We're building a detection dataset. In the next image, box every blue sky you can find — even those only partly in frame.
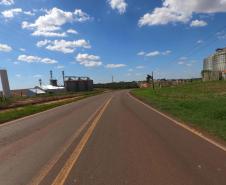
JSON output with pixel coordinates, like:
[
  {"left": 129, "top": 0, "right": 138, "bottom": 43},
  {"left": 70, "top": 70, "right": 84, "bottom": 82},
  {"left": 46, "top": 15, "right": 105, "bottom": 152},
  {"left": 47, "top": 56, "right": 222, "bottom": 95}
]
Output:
[{"left": 0, "top": 0, "right": 226, "bottom": 89}]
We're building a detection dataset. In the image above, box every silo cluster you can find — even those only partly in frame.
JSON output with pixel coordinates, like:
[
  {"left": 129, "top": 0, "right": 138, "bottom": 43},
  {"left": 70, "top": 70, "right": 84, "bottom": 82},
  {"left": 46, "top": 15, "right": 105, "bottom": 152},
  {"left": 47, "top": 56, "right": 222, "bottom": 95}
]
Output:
[{"left": 202, "top": 48, "right": 226, "bottom": 81}]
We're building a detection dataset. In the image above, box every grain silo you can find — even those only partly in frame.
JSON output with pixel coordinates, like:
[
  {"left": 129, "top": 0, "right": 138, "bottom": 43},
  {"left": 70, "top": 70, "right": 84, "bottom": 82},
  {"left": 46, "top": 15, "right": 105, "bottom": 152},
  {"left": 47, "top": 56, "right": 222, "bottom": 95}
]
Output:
[{"left": 64, "top": 76, "right": 93, "bottom": 92}]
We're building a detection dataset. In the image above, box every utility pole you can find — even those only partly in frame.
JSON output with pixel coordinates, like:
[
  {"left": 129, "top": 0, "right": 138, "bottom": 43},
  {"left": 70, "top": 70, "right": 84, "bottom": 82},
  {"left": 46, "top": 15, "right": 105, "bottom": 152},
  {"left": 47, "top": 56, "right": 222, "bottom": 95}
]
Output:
[
  {"left": 112, "top": 75, "right": 114, "bottom": 83},
  {"left": 152, "top": 71, "right": 155, "bottom": 90}
]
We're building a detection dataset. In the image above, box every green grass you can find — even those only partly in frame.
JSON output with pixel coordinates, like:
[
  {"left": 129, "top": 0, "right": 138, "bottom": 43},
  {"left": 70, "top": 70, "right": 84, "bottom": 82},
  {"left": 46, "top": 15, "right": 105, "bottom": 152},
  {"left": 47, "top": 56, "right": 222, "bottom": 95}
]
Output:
[
  {"left": 131, "top": 81, "right": 226, "bottom": 141},
  {"left": 0, "top": 90, "right": 102, "bottom": 124}
]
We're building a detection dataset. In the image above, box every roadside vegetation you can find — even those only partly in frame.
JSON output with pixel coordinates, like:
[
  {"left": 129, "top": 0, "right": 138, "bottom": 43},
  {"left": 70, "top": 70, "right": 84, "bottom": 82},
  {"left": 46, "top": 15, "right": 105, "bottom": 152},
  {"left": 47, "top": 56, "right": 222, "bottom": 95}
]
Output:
[
  {"left": 131, "top": 81, "right": 226, "bottom": 141},
  {"left": 0, "top": 90, "right": 103, "bottom": 124}
]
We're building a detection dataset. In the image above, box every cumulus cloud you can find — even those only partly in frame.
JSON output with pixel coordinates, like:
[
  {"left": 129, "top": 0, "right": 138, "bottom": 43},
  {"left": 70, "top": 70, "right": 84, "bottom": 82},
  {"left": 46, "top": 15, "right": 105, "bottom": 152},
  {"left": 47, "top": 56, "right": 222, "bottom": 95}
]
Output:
[
  {"left": 107, "top": 0, "right": 127, "bottom": 14},
  {"left": 2, "top": 8, "right": 35, "bottom": 18},
  {"left": 37, "top": 39, "right": 91, "bottom": 53},
  {"left": 2, "top": 8, "right": 22, "bottom": 18},
  {"left": 138, "top": 0, "right": 226, "bottom": 26},
  {"left": 138, "top": 50, "right": 171, "bottom": 57},
  {"left": 0, "top": 0, "right": 14, "bottom": 5},
  {"left": 22, "top": 7, "right": 90, "bottom": 37},
  {"left": 76, "top": 53, "right": 102, "bottom": 67},
  {"left": 105, "top": 64, "right": 126, "bottom": 68},
  {"left": 74, "top": 9, "right": 91, "bottom": 22},
  {"left": 190, "top": 20, "right": 207, "bottom": 27},
  {"left": 67, "top": 29, "right": 78, "bottom": 34},
  {"left": 0, "top": 43, "right": 12, "bottom": 52},
  {"left": 17, "top": 54, "right": 57, "bottom": 64}
]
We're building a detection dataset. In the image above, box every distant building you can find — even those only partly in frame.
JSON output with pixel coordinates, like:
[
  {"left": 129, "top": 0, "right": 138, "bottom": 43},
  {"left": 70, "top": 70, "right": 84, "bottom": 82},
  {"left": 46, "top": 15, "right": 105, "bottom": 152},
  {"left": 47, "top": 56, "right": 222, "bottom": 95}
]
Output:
[
  {"left": 202, "top": 48, "right": 226, "bottom": 81},
  {"left": 64, "top": 76, "right": 93, "bottom": 92},
  {"left": 11, "top": 87, "right": 46, "bottom": 97},
  {"left": 40, "top": 85, "right": 65, "bottom": 94}
]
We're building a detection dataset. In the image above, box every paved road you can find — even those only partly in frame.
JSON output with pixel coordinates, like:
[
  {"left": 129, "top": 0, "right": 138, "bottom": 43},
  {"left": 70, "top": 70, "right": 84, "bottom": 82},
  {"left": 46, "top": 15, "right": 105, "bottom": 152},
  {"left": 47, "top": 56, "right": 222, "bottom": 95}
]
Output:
[{"left": 0, "top": 90, "right": 226, "bottom": 185}]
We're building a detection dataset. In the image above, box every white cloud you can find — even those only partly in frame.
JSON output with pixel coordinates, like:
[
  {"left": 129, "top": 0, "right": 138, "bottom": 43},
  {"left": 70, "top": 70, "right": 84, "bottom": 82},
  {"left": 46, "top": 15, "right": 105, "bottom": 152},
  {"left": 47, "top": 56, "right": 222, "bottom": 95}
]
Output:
[
  {"left": 23, "top": 11, "right": 35, "bottom": 16},
  {"left": 138, "top": 50, "right": 171, "bottom": 57},
  {"left": 179, "top": 57, "right": 187, "bottom": 60},
  {"left": 17, "top": 55, "right": 57, "bottom": 64},
  {"left": 136, "top": 65, "right": 144, "bottom": 69},
  {"left": 146, "top": 51, "right": 161, "bottom": 57},
  {"left": 105, "top": 64, "right": 126, "bottom": 68},
  {"left": 0, "top": 0, "right": 14, "bottom": 5},
  {"left": 74, "top": 9, "right": 91, "bottom": 22},
  {"left": 2, "top": 8, "right": 22, "bottom": 18},
  {"left": 177, "top": 58, "right": 195, "bottom": 67},
  {"left": 33, "top": 74, "right": 42, "bottom": 78},
  {"left": 0, "top": 43, "right": 12, "bottom": 52},
  {"left": 76, "top": 53, "right": 102, "bottom": 67},
  {"left": 162, "top": 50, "right": 172, "bottom": 55},
  {"left": 216, "top": 31, "right": 226, "bottom": 40},
  {"left": 67, "top": 29, "right": 78, "bottom": 34},
  {"left": 15, "top": 74, "right": 21, "bottom": 78},
  {"left": 32, "top": 30, "right": 67, "bottom": 37},
  {"left": 190, "top": 20, "right": 207, "bottom": 27},
  {"left": 137, "top": 51, "right": 146, "bottom": 56},
  {"left": 1, "top": 8, "right": 35, "bottom": 18},
  {"left": 178, "top": 61, "right": 185, "bottom": 65},
  {"left": 22, "top": 7, "right": 90, "bottom": 37},
  {"left": 37, "top": 39, "right": 91, "bottom": 53},
  {"left": 56, "top": 65, "right": 64, "bottom": 69},
  {"left": 107, "top": 0, "right": 127, "bottom": 14},
  {"left": 128, "top": 68, "right": 133, "bottom": 72},
  {"left": 138, "top": 0, "right": 226, "bottom": 26},
  {"left": 197, "top": 40, "right": 204, "bottom": 44},
  {"left": 19, "top": 48, "right": 26, "bottom": 52}
]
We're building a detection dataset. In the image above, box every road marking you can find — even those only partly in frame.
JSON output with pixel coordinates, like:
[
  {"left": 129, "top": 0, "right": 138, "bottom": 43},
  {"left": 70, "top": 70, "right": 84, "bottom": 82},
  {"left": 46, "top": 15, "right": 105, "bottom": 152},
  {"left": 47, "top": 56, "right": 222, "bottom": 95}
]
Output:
[
  {"left": 51, "top": 96, "right": 113, "bottom": 185},
  {"left": 128, "top": 93, "right": 226, "bottom": 153},
  {"left": 28, "top": 97, "right": 112, "bottom": 185}
]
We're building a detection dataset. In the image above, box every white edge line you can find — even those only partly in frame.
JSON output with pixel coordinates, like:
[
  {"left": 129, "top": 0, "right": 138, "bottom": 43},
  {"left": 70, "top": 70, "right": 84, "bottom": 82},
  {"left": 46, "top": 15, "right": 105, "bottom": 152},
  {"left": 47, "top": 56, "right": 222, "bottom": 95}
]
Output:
[{"left": 128, "top": 93, "right": 226, "bottom": 153}]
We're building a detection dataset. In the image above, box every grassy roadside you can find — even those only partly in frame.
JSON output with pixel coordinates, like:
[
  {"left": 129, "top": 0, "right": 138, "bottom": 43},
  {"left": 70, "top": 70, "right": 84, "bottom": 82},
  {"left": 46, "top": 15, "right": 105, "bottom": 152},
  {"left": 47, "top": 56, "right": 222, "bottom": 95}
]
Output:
[
  {"left": 0, "top": 90, "right": 103, "bottom": 124},
  {"left": 131, "top": 81, "right": 226, "bottom": 141}
]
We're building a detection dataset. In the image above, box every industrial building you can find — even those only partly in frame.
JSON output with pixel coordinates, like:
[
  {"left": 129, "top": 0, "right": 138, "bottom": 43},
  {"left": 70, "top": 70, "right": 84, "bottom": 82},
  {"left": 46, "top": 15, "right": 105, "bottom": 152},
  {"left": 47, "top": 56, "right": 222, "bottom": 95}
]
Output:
[
  {"left": 64, "top": 76, "right": 93, "bottom": 92},
  {"left": 1, "top": 70, "right": 93, "bottom": 98},
  {"left": 202, "top": 48, "right": 226, "bottom": 81}
]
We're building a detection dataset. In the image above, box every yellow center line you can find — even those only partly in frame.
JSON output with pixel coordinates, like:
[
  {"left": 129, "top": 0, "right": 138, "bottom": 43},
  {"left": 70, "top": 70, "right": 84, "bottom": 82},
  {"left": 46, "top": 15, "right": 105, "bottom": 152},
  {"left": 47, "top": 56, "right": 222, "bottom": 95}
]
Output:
[
  {"left": 28, "top": 96, "right": 112, "bottom": 185},
  {"left": 51, "top": 96, "right": 113, "bottom": 185}
]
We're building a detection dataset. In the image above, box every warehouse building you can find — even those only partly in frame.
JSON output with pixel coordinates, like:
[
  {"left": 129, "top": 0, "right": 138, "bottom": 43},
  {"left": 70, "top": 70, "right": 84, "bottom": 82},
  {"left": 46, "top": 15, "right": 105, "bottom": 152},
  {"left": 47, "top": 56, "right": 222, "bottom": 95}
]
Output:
[{"left": 202, "top": 48, "right": 226, "bottom": 81}]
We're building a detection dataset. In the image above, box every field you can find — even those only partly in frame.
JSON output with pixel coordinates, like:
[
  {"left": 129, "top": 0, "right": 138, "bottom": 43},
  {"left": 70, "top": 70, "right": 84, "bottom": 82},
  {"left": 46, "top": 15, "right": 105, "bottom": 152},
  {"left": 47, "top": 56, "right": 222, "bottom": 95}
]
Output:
[
  {"left": 0, "top": 90, "right": 103, "bottom": 124},
  {"left": 132, "top": 81, "right": 226, "bottom": 141}
]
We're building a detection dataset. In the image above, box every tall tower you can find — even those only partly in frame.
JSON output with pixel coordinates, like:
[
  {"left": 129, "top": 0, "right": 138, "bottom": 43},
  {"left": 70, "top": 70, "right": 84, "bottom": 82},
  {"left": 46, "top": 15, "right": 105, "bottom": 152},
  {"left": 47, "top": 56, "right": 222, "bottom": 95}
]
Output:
[
  {"left": 62, "top": 71, "right": 65, "bottom": 87},
  {"left": 50, "top": 70, "right": 53, "bottom": 80},
  {"left": 0, "top": 69, "right": 11, "bottom": 98}
]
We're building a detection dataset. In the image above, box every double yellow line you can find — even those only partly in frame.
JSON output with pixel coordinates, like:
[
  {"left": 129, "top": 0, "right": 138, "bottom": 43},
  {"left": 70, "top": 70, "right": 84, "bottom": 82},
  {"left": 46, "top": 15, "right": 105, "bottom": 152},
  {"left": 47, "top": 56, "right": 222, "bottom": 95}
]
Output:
[{"left": 29, "top": 96, "right": 113, "bottom": 185}]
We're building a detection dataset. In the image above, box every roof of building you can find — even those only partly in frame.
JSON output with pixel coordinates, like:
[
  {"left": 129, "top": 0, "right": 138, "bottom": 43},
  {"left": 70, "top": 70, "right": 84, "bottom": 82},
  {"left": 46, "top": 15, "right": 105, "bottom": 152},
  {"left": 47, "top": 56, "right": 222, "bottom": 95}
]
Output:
[
  {"left": 29, "top": 88, "right": 46, "bottom": 94},
  {"left": 40, "top": 85, "right": 65, "bottom": 90}
]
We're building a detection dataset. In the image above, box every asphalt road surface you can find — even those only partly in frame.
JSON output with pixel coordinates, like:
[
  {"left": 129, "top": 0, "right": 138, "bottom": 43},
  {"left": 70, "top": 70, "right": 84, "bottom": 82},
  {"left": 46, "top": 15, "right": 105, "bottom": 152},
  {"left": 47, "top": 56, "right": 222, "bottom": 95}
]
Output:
[{"left": 0, "top": 90, "right": 226, "bottom": 185}]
